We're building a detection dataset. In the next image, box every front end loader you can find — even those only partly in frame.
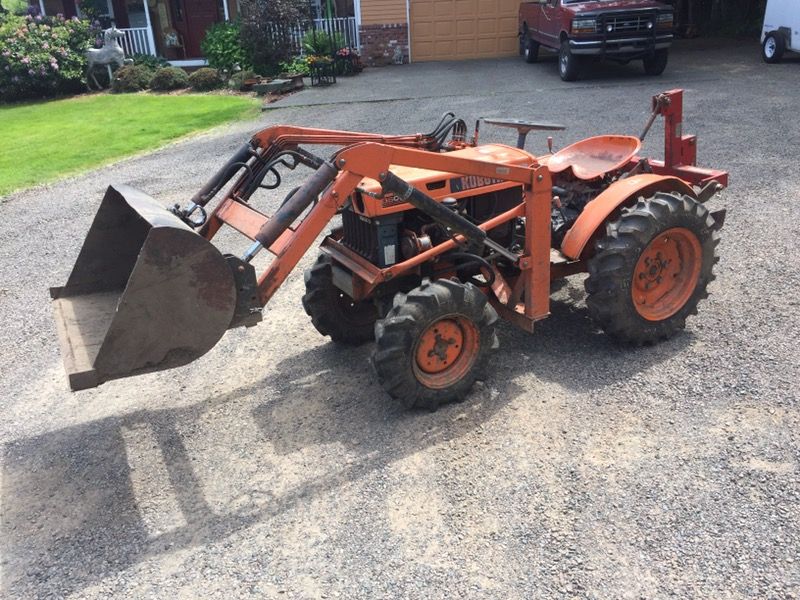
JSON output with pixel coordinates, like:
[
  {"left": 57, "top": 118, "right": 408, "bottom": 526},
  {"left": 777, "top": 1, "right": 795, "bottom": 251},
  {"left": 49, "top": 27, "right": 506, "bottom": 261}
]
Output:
[{"left": 51, "top": 89, "right": 728, "bottom": 409}]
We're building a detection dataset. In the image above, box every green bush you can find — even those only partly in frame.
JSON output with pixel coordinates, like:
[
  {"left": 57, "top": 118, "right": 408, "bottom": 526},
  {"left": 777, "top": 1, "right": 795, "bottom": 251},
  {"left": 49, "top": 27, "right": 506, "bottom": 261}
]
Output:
[
  {"left": 131, "top": 53, "right": 168, "bottom": 70},
  {"left": 1, "top": 0, "right": 28, "bottom": 15},
  {"left": 0, "top": 14, "right": 94, "bottom": 102},
  {"left": 201, "top": 20, "right": 248, "bottom": 73},
  {"left": 111, "top": 64, "right": 152, "bottom": 93},
  {"left": 188, "top": 67, "right": 221, "bottom": 91},
  {"left": 301, "top": 30, "right": 343, "bottom": 56},
  {"left": 279, "top": 55, "right": 310, "bottom": 76},
  {"left": 227, "top": 69, "right": 259, "bottom": 91},
  {"left": 149, "top": 66, "right": 188, "bottom": 90}
]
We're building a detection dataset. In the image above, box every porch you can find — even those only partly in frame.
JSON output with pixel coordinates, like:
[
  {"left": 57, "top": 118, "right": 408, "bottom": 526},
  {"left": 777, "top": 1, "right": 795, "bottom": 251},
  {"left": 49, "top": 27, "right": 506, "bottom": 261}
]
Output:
[
  {"left": 118, "top": 16, "right": 361, "bottom": 67},
  {"left": 30, "top": 0, "right": 360, "bottom": 67}
]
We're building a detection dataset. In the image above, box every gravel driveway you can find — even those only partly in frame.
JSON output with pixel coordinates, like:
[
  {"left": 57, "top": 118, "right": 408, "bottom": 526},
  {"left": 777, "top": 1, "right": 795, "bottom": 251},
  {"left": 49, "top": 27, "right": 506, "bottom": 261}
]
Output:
[{"left": 1, "top": 40, "right": 799, "bottom": 599}]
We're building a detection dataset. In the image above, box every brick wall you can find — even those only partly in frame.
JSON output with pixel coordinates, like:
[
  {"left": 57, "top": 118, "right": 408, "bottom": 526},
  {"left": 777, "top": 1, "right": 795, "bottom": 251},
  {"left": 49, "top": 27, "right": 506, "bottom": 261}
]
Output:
[{"left": 359, "top": 23, "right": 409, "bottom": 66}]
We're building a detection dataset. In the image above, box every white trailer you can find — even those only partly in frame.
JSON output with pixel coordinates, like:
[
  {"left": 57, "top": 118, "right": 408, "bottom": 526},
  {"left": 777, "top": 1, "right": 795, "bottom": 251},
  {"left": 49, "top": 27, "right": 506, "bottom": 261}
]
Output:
[{"left": 762, "top": 0, "right": 800, "bottom": 63}]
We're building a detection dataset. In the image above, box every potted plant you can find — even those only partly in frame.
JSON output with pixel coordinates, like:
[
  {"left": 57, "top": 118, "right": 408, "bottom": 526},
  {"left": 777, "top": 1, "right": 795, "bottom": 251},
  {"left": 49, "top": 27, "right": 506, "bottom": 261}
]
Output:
[{"left": 334, "top": 47, "right": 362, "bottom": 76}]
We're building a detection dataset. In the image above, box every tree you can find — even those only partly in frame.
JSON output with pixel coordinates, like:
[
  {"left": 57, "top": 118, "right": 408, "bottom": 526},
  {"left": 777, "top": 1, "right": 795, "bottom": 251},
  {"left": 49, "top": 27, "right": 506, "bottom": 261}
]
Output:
[{"left": 239, "top": 0, "right": 311, "bottom": 75}]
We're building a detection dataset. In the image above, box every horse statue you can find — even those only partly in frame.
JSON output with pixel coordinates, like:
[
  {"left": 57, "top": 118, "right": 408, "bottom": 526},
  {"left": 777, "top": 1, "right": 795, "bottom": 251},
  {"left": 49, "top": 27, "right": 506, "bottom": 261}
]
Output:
[{"left": 86, "top": 27, "right": 132, "bottom": 89}]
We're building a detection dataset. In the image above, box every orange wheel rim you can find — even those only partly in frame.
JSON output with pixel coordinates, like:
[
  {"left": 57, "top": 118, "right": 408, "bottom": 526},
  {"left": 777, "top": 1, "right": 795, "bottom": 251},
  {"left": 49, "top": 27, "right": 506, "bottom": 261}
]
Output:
[
  {"left": 632, "top": 227, "right": 702, "bottom": 321},
  {"left": 413, "top": 316, "right": 479, "bottom": 389}
]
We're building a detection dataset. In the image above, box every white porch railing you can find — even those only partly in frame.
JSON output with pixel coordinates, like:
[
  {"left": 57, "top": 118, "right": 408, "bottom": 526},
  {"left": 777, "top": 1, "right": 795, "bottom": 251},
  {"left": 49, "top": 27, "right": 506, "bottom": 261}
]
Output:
[
  {"left": 120, "top": 27, "right": 155, "bottom": 57},
  {"left": 303, "top": 17, "right": 360, "bottom": 53},
  {"left": 119, "top": 16, "right": 359, "bottom": 61}
]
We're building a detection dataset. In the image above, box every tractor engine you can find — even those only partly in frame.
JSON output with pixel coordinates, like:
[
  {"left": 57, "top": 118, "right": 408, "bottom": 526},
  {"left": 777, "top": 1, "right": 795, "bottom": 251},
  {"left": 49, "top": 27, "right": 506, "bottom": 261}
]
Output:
[
  {"left": 340, "top": 186, "right": 522, "bottom": 268},
  {"left": 338, "top": 143, "right": 536, "bottom": 269}
]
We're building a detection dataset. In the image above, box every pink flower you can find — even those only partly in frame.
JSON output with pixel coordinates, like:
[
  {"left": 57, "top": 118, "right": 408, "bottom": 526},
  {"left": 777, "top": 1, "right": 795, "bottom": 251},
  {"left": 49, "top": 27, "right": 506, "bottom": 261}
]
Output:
[
  {"left": 28, "top": 68, "right": 35, "bottom": 75},
  {"left": 21, "top": 56, "right": 30, "bottom": 64},
  {"left": 43, "top": 42, "right": 50, "bottom": 49}
]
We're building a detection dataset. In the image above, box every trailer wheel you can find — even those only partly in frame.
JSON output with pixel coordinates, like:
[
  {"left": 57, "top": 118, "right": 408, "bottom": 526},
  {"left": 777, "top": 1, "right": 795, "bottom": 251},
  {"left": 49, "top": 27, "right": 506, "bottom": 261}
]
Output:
[
  {"left": 643, "top": 49, "right": 669, "bottom": 76},
  {"left": 559, "top": 40, "right": 580, "bottom": 81},
  {"left": 302, "top": 254, "right": 377, "bottom": 345},
  {"left": 372, "top": 279, "right": 498, "bottom": 410},
  {"left": 524, "top": 33, "right": 540, "bottom": 63},
  {"left": 762, "top": 32, "right": 785, "bottom": 63},
  {"left": 585, "top": 192, "right": 719, "bottom": 345}
]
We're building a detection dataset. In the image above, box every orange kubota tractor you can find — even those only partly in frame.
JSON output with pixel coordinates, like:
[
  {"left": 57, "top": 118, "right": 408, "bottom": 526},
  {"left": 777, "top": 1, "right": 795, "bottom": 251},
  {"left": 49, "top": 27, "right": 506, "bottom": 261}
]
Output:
[{"left": 51, "top": 89, "right": 727, "bottom": 410}]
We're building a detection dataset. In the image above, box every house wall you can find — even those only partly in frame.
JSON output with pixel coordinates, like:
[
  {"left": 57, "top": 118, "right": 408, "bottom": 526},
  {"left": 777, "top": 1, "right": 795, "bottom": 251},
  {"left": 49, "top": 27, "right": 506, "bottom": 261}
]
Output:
[
  {"left": 358, "top": 0, "right": 408, "bottom": 66},
  {"left": 360, "top": 0, "right": 405, "bottom": 25}
]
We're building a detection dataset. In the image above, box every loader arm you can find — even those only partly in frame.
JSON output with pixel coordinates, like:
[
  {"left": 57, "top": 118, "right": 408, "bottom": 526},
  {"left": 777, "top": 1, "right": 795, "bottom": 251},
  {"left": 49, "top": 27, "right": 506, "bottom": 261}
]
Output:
[{"left": 226, "top": 142, "right": 550, "bottom": 322}]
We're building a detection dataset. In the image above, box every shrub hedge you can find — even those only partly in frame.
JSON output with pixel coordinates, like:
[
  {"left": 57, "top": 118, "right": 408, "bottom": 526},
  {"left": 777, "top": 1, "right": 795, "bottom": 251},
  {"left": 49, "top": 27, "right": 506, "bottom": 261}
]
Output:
[
  {"left": 111, "top": 64, "right": 152, "bottom": 93},
  {"left": 149, "top": 66, "right": 189, "bottom": 91},
  {"left": 188, "top": 67, "right": 221, "bottom": 91}
]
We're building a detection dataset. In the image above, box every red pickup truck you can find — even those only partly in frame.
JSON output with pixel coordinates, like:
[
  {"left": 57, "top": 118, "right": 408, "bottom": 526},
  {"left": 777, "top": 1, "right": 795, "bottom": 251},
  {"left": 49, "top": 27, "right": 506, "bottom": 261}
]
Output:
[{"left": 519, "top": 0, "right": 674, "bottom": 81}]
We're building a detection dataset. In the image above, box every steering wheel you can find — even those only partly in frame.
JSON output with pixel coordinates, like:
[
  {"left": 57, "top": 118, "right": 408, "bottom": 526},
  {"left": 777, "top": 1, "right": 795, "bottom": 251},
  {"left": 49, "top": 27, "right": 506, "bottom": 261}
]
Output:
[{"left": 482, "top": 118, "right": 566, "bottom": 150}]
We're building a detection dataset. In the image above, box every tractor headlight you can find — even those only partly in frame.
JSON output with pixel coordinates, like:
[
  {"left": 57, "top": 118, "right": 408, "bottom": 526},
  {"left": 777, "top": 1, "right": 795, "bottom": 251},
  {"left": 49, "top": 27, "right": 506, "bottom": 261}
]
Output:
[
  {"left": 656, "top": 12, "right": 674, "bottom": 30},
  {"left": 572, "top": 17, "right": 597, "bottom": 35}
]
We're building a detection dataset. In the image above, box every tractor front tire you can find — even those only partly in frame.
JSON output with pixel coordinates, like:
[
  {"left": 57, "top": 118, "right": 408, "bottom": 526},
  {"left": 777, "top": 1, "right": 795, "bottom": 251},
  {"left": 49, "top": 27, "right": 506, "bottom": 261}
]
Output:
[
  {"left": 643, "top": 49, "right": 669, "bottom": 76},
  {"left": 372, "top": 279, "right": 499, "bottom": 410},
  {"left": 559, "top": 40, "right": 581, "bottom": 81},
  {"left": 762, "top": 32, "right": 785, "bottom": 63},
  {"left": 302, "top": 254, "right": 378, "bottom": 345},
  {"left": 585, "top": 192, "right": 720, "bottom": 345}
]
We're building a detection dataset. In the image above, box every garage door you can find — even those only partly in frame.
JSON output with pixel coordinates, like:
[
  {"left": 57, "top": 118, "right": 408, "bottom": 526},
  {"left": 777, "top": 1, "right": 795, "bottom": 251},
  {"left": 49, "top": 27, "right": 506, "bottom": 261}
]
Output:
[{"left": 410, "top": 0, "right": 520, "bottom": 62}]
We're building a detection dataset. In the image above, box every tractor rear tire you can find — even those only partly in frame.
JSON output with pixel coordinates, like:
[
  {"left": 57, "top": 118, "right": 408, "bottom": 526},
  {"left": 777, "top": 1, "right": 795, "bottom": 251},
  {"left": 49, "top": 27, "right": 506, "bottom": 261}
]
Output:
[
  {"left": 372, "top": 279, "right": 499, "bottom": 410},
  {"left": 585, "top": 192, "right": 720, "bottom": 345},
  {"left": 643, "top": 49, "right": 669, "bottom": 76},
  {"left": 302, "top": 254, "right": 378, "bottom": 345},
  {"left": 762, "top": 32, "right": 785, "bottom": 63}
]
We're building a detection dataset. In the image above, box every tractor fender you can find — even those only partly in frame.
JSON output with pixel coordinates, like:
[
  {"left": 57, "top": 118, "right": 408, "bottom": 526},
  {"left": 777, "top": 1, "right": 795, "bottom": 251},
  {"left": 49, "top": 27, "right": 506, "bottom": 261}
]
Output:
[{"left": 560, "top": 174, "right": 696, "bottom": 260}]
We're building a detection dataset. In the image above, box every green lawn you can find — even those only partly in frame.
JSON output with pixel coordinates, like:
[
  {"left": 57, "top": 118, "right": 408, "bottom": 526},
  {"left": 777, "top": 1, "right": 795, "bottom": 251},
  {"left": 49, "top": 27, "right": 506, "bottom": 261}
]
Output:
[{"left": 0, "top": 93, "right": 260, "bottom": 197}]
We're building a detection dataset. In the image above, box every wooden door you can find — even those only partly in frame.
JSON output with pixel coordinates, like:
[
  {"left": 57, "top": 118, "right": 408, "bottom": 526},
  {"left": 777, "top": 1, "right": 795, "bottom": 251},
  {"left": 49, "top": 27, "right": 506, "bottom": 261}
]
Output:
[{"left": 173, "top": 0, "right": 220, "bottom": 59}]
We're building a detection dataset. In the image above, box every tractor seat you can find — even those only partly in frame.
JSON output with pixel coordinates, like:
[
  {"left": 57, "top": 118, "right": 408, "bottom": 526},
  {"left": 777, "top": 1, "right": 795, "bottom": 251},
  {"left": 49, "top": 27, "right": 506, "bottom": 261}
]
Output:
[{"left": 548, "top": 135, "right": 641, "bottom": 180}]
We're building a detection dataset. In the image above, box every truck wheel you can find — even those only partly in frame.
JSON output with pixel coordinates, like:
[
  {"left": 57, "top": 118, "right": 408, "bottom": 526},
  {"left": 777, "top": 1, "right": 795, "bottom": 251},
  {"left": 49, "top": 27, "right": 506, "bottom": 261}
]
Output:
[
  {"left": 302, "top": 254, "right": 377, "bottom": 345},
  {"left": 372, "top": 279, "right": 499, "bottom": 410},
  {"left": 585, "top": 192, "right": 719, "bottom": 345},
  {"left": 524, "top": 33, "right": 540, "bottom": 63},
  {"left": 643, "top": 49, "right": 669, "bottom": 75},
  {"left": 762, "top": 32, "right": 785, "bottom": 63},
  {"left": 558, "top": 40, "right": 580, "bottom": 81}
]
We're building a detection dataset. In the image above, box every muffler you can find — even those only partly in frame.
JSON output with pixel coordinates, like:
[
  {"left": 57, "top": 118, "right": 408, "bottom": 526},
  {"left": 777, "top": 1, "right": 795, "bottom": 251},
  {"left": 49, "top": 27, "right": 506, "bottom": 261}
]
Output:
[{"left": 50, "top": 185, "right": 237, "bottom": 391}]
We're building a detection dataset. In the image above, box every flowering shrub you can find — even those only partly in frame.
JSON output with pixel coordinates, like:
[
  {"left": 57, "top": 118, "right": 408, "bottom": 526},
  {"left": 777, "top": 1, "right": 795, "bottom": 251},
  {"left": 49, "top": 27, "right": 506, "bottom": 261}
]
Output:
[
  {"left": 335, "top": 47, "right": 357, "bottom": 58},
  {"left": 0, "top": 14, "right": 94, "bottom": 101}
]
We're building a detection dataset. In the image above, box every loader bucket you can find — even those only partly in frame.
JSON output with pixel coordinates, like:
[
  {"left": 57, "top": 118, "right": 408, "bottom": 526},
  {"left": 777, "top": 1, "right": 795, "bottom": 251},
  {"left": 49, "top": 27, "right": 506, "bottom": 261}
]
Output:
[{"left": 50, "top": 185, "right": 237, "bottom": 391}]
